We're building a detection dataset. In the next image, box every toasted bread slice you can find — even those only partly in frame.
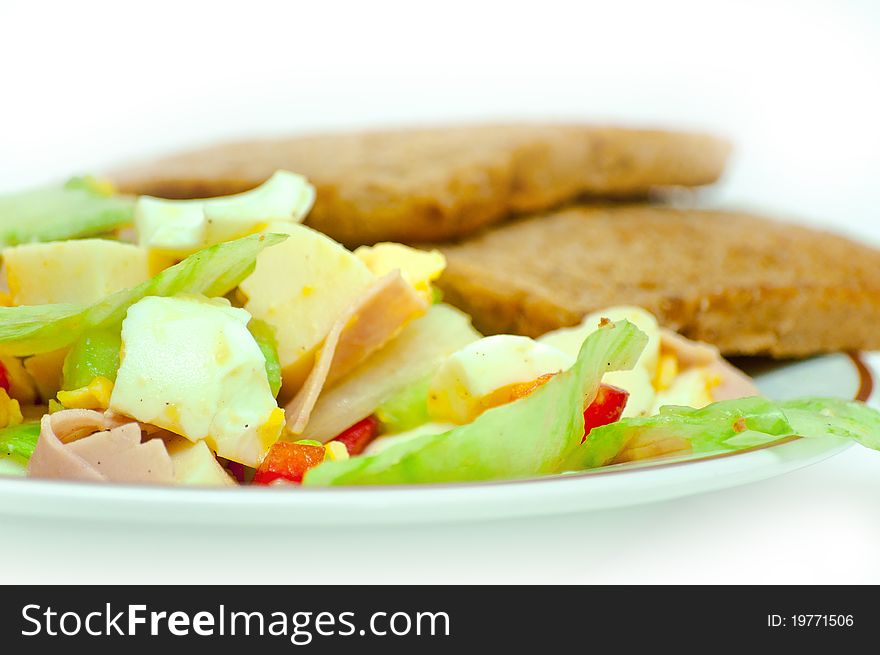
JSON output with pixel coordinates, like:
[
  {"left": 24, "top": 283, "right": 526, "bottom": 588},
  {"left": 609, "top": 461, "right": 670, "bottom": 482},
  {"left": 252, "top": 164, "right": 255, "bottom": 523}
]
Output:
[
  {"left": 437, "top": 205, "right": 880, "bottom": 357},
  {"left": 111, "top": 124, "right": 730, "bottom": 247}
]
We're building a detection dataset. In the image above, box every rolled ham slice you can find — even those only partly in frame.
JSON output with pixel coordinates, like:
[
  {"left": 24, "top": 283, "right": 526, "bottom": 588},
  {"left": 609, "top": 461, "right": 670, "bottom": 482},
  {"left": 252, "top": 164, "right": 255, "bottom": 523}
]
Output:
[
  {"left": 286, "top": 271, "right": 429, "bottom": 435},
  {"left": 28, "top": 409, "right": 174, "bottom": 484},
  {"left": 660, "top": 329, "right": 760, "bottom": 401}
]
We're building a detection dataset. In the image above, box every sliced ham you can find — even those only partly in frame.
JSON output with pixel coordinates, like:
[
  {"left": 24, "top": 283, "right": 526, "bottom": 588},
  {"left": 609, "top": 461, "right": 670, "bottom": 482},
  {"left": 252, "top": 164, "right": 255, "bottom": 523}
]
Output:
[
  {"left": 660, "top": 329, "right": 760, "bottom": 401},
  {"left": 299, "top": 305, "right": 479, "bottom": 443},
  {"left": 286, "top": 271, "right": 428, "bottom": 434},
  {"left": 27, "top": 409, "right": 174, "bottom": 484}
]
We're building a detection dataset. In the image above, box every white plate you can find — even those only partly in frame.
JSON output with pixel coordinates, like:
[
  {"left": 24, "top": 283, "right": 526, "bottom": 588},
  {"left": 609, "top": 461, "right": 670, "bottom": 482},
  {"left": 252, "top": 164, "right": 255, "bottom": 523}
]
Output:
[{"left": 0, "top": 352, "right": 871, "bottom": 526}]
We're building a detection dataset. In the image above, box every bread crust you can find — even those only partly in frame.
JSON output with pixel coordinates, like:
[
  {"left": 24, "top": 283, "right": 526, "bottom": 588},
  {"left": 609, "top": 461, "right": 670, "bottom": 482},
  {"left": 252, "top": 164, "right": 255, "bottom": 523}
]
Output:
[
  {"left": 111, "top": 124, "right": 730, "bottom": 247},
  {"left": 437, "top": 205, "right": 880, "bottom": 357}
]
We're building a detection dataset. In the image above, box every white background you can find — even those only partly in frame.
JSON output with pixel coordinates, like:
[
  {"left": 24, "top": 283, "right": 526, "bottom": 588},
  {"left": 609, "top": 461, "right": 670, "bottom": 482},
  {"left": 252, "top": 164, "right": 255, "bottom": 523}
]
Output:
[{"left": 1, "top": 0, "right": 879, "bottom": 584}]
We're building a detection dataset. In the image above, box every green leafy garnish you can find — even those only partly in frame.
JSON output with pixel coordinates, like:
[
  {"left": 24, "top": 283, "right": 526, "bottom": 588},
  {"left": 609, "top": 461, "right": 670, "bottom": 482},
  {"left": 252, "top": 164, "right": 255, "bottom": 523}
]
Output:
[
  {"left": 0, "top": 178, "right": 134, "bottom": 248},
  {"left": 61, "top": 328, "right": 123, "bottom": 390},
  {"left": 570, "top": 396, "right": 880, "bottom": 470},
  {"left": 249, "top": 319, "right": 282, "bottom": 397},
  {"left": 0, "top": 233, "right": 287, "bottom": 357},
  {"left": 778, "top": 397, "right": 880, "bottom": 451},
  {"left": 0, "top": 422, "right": 41, "bottom": 462},
  {"left": 375, "top": 374, "right": 432, "bottom": 432}
]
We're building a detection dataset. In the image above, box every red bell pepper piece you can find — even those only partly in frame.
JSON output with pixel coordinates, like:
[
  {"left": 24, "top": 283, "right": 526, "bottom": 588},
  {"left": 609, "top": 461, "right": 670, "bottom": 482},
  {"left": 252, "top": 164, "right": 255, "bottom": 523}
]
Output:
[
  {"left": 0, "top": 360, "right": 10, "bottom": 394},
  {"left": 495, "top": 375, "right": 628, "bottom": 440},
  {"left": 330, "top": 415, "right": 380, "bottom": 456},
  {"left": 582, "top": 383, "right": 629, "bottom": 442},
  {"left": 224, "top": 460, "right": 249, "bottom": 484},
  {"left": 253, "top": 442, "right": 326, "bottom": 485}
]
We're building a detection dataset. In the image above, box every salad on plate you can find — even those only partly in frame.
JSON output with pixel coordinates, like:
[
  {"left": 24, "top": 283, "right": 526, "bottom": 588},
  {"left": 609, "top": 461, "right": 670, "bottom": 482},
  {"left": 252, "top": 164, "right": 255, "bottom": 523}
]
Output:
[{"left": 0, "top": 172, "right": 877, "bottom": 487}]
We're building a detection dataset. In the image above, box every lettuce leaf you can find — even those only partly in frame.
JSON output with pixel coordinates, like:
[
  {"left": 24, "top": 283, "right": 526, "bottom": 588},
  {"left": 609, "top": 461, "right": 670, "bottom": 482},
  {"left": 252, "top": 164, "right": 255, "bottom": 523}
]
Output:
[
  {"left": 304, "top": 319, "right": 647, "bottom": 485},
  {"left": 62, "top": 328, "right": 123, "bottom": 390},
  {"left": 374, "top": 374, "right": 433, "bottom": 432},
  {"left": 248, "top": 319, "right": 282, "bottom": 397},
  {"left": 0, "top": 422, "right": 41, "bottom": 462},
  {"left": 779, "top": 398, "right": 880, "bottom": 450},
  {"left": 0, "top": 179, "right": 134, "bottom": 248},
  {"left": 0, "top": 233, "right": 287, "bottom": 356},
  {"left": 568, "top": 396, "right": 880, "bottom": 470}
]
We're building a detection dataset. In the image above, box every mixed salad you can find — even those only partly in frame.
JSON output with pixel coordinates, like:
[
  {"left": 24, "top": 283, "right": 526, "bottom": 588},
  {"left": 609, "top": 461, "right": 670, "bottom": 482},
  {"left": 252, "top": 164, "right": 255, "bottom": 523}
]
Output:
[{"left": 0, "top": 172, "right": 877, "bottom": 487}]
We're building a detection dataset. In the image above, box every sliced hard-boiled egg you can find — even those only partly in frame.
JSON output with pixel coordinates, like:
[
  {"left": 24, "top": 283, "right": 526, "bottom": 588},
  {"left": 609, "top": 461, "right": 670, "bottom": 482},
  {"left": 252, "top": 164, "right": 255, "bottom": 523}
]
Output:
[
  {"left": 427, "top": 335, "right": 574, "bottom": 424},
  {"left": 353, "top": 243, "right": 446, "bottom": 299},
  {"left": 0, "top": 389, "right": 23, "bottom": 429},
  {"left": 165, "top": 437, "right": 237, "bottom": 486},
  {"left": 650, "top": 367, "right": 721, "bottom": 415},
  {"left": 135, "top": 170, "right": 315, "bottom": 262},
  {"left": 238, "top": 222, "right": 376, "bottom": 396},
  {"left": 603, "top": 367, "right": 656, "bottom": 417},
  {"left": 109, "top": 294, "right": 283, "bottom": 467},
  {"left": 653, "top": 350, "right": 679, "bottom": 391},
  {"left": 3, "top": 238, "right": 150, "bottom": 306},
  {"left": 56, "top": 376, "right": 114, "bottom": 411},
  {"left": 324, "top": 441, "right": 350, "bottom": 462}
]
